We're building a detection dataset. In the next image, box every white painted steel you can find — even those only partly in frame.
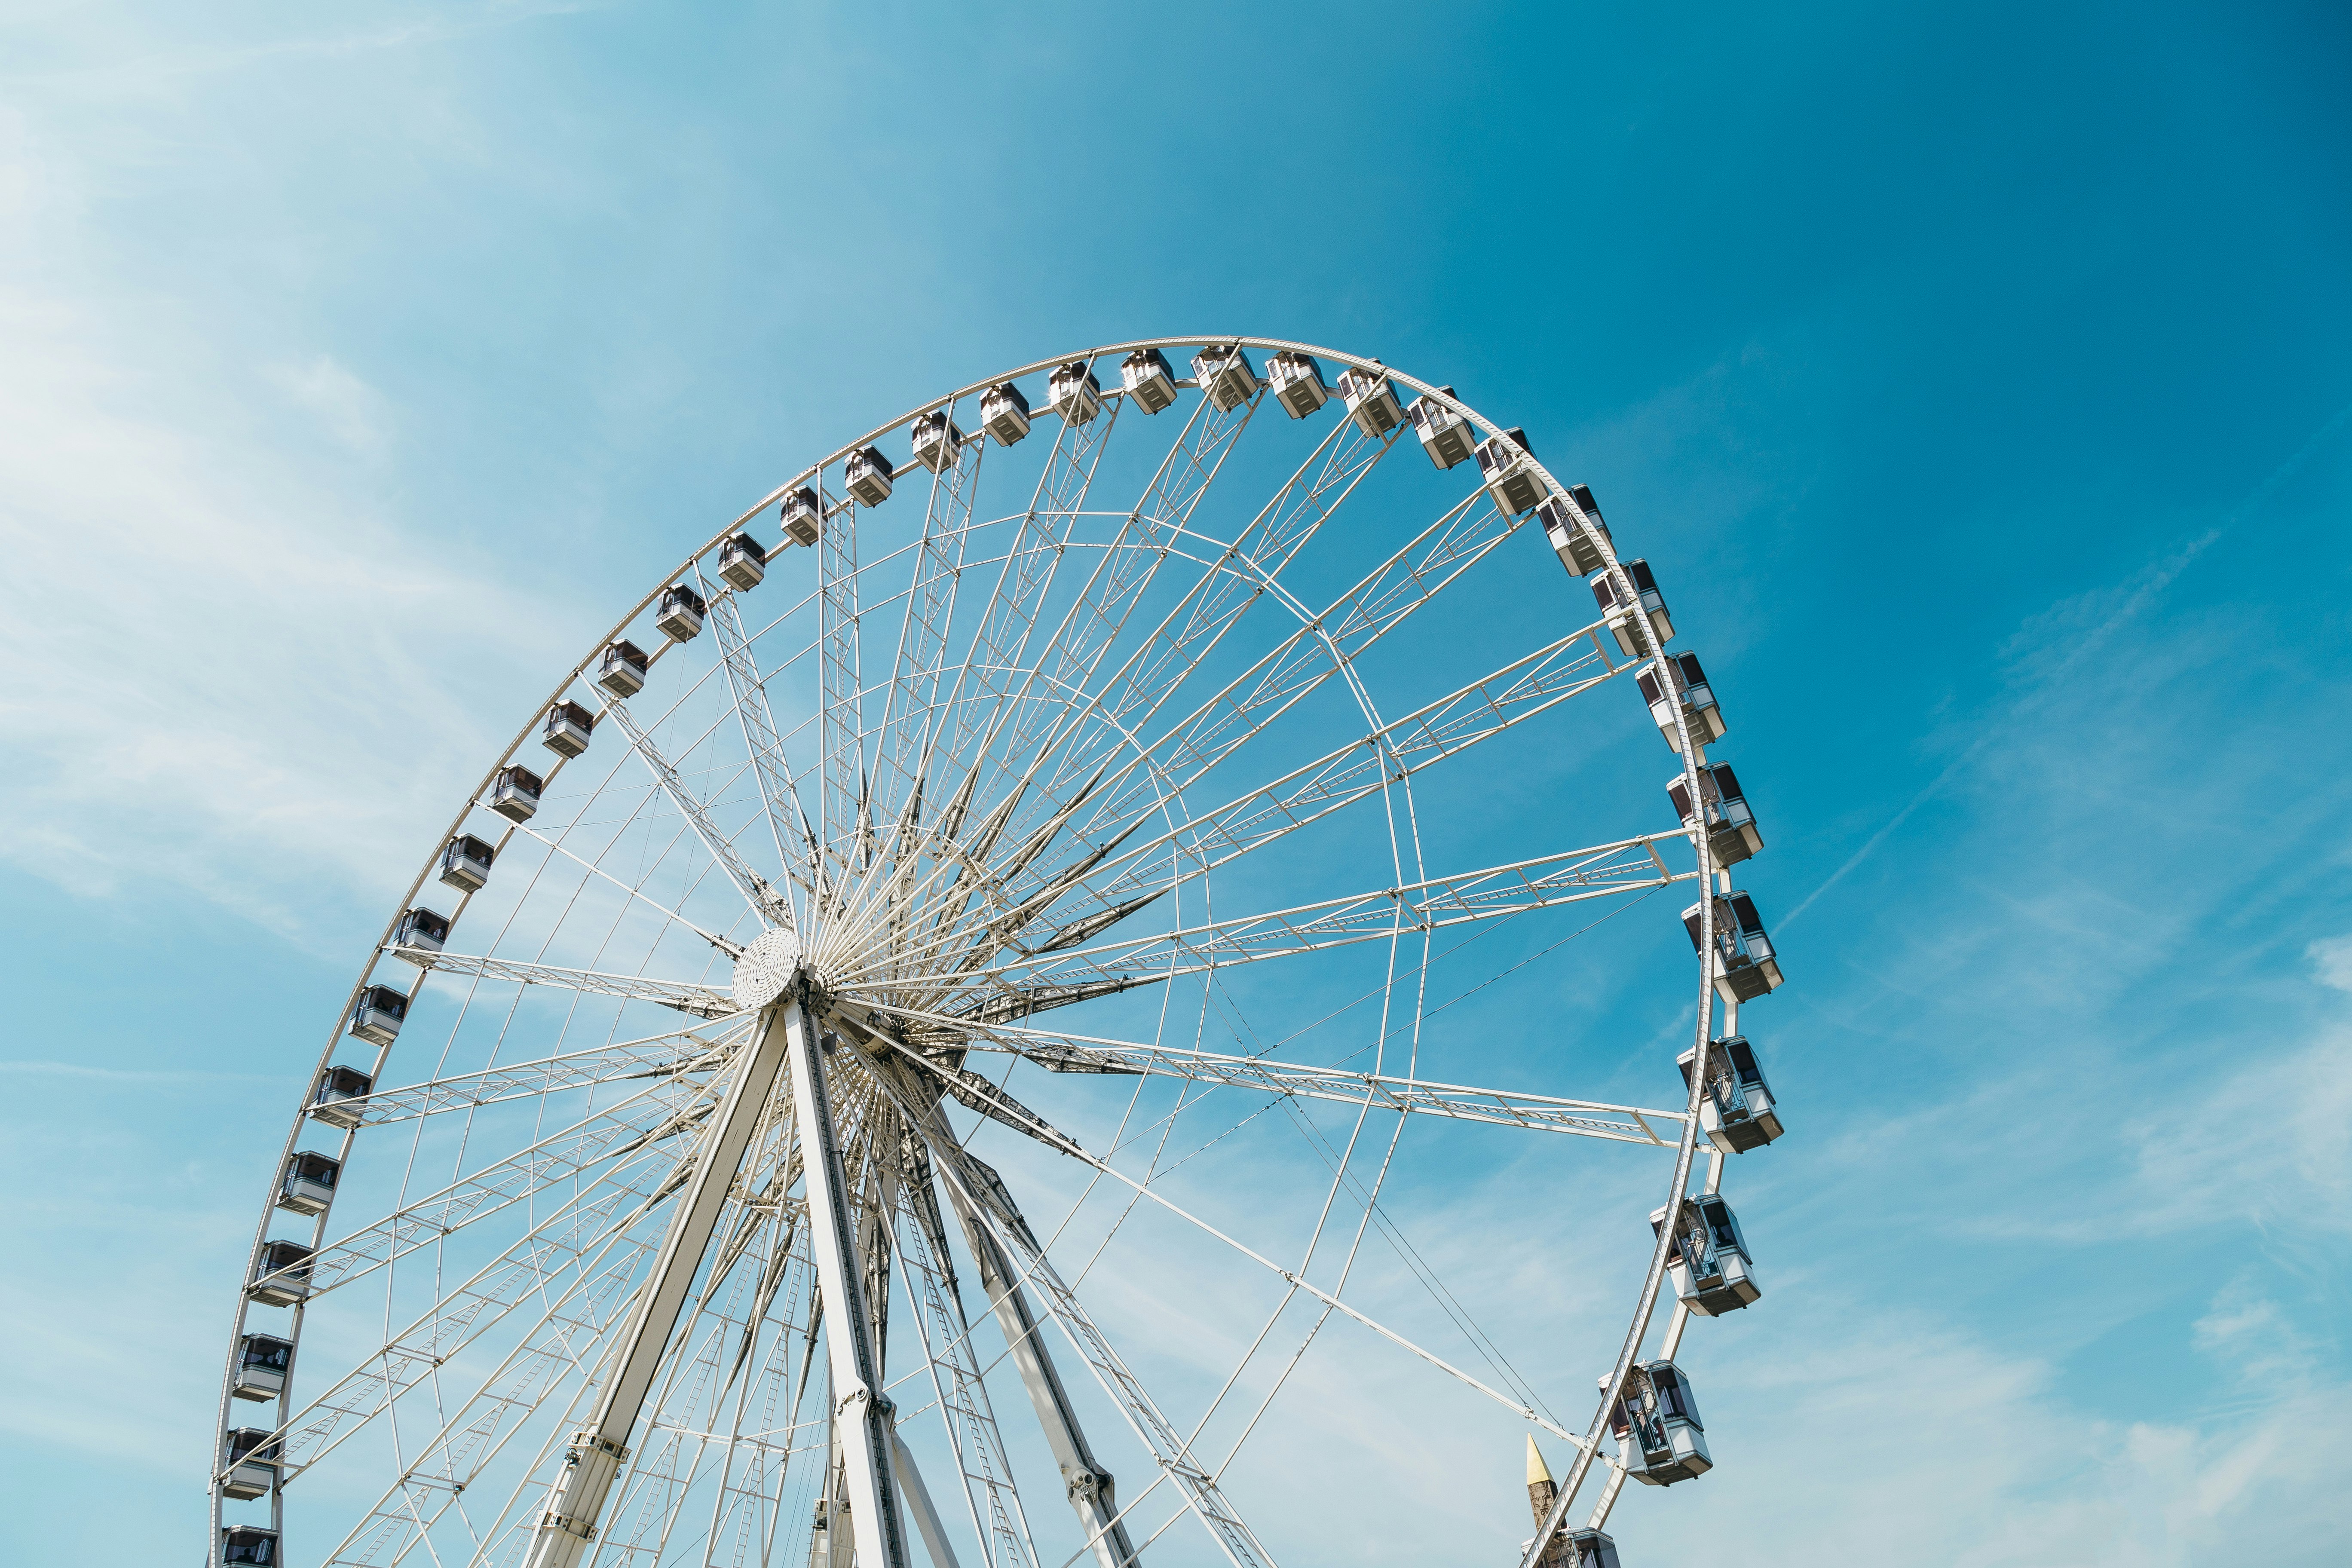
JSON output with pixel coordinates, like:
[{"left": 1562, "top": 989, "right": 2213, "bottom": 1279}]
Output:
[{"left": 211, "top": 337, "right": 1758, "bottom": 1568}]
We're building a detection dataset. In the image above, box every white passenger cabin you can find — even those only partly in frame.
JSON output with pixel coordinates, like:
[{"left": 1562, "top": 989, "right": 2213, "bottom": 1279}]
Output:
[
  {"left": 1335, "top": 364, "right": 1404, "bottom": 437},
  {"left": 1408, "top": 385, "right": 1474, "bottom": 469},
  {"left": 1679, "top": 1034, "right": 1783, "bottom": 1152},
  {"left": 1192, "top": 343, "right": 1258, "bottom": 412},
  {"left": 910, "top": 410, "right": 964, "bottom": 472},
  {"left": 1637, "top": 651, "right": 1726, "bottom": 753},
  {"left": 1681, "top": 891, "right": 1785, "bottom": 1002},
  {"left": 1121, "top": 348, "right": 1178, "bottom": 413},
  {"left": 1594, "top": 558, "right": 1674, "bottom": 655},
  {"left": 220, "top": 1429, "right": 281, "bottom": 1499},
  {"left": 220, "top": 1526, "right": 280, "bottom": 1566},
  {"left": 542, "top": 700, "right": 595, "bottom": 759},
  {"left": 1537, "top": 487, "right": 1613, "bottom": 576},
  {"left": 780, "top": 487, "right": 823, "bottom": 548},
  {"left": 246, "top": 1240, "right": 315, "bottom": 1307},
  {"left": 1652, "top": 1194, "right": 1761, "bottom": 1315},
  {"left": 655, "top": 583, "right": 707, "bottom": 642},
  {"left": 1666, "top": 760, "right": 1763, "bottom": 869},
  {"left": 1475, "top": 427, "right": 1544, "bottom": 515},
  {"left": 598, "top": 638, "right": 649, "bottom": 697},
  {"left": 490, "top": 764, "right": 543, "bottom": 824},
  {"left": 718, "top": 531, "right": 767, "bottom": 591},
  {"left": 232, "top": 1333, "right": 293, "bottom": 1401},
  {"left": 490, "top": 763, "right": 543, "bottom": 823},
  {"left": 1268, "top": 350, "right": 1329, "bottom": 419},
  {"left": 981, "top": 380, "right": 1032, "bottom": 445},
  {"left": 1049, "top": 361, "right": 1103, "bottom": 424},
  {"left": 310, "top": 1065, "right": 374, "bottom": 1128},
  {"left": 1611, "top": 1360, "right": 1711, "bottom": 1485},
  {"left": 278, "top": 1151, "right": 341, "bottom": 1217},
  {"left": 440, "top": 833, "right": 496, "bottom": 893},
  {"left": 395, "top": 905, "right": 449, "bottom": 953},
  {"left": 349, "top": 984, "right": 408, "bottom": 1046},
  {"left": 1562, "top": 1531, "right": 1620, "bottom": 1568},
  {"left": 845, "top": 444, "right": 896, "bottom": 506}
]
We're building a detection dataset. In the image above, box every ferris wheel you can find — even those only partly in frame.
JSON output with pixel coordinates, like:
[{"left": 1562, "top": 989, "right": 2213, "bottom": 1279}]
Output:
[{"left": 209, "top": 337, "right": 1788, "bottom": 1568}]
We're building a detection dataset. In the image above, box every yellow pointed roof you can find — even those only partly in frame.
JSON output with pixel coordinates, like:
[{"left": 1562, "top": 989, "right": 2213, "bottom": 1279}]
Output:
[{"left": 1525, "top": 1433, "right": 1553, "bottom": 1487}]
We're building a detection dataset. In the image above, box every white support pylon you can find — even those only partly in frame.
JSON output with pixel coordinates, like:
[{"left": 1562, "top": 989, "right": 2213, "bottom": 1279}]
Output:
[
  {"left": 787, "top": 997, "right": 915, "bottom": 1568},
  {"left": 521, "top": 1002, "right": 794, "bottom": 1568}
]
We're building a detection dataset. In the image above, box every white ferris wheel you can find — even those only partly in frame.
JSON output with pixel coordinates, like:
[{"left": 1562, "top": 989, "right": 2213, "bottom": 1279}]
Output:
[{"left": 211, "top": 337, "right": 1788, "bottom": 1568}]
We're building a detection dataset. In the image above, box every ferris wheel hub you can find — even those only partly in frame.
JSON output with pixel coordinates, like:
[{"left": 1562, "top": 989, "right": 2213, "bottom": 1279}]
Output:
[{"left": 729, "top": 928, "right": 803, "bottom": 1011}]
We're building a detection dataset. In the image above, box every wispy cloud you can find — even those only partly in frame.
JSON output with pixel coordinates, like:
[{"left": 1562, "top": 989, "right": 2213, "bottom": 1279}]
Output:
[{"left": 0, "top": 116, "right": 573, "bottom": 947}]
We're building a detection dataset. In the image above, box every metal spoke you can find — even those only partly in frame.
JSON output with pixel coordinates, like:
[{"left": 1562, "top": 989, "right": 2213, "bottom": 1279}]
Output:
[
  {"left": 270, "top": 1075, "right": 720, "bottom": 1304},
  {"left": 707, "top": 582, "right": 821, "bottom": 928},
  {"left": 840, "top": 834, "right": 1692, "bottom": 1001},
  {"left": 857, "top": 1008, "right": 1685, "bottom": 1148},
  {"left": 321, "top": 1026, "right": 743, "bottom": 1127},
  {"left": 390, "top": 946, "right": 739, "bottom": 1018},
  {"left": 598, "top": 695, "right": 793, "bottom": 929}
]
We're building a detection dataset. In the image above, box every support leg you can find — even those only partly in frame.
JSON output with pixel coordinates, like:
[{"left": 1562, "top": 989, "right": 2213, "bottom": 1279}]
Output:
[
  {"left": 788, "top": 999, "right": 914, "bottom": 1568},
  {"left": 931, "top": 1115, "right": 1139, "bottom": 1568},
  {"left": 523, "top": 1003, "right": 794, "bottom": 1568}
]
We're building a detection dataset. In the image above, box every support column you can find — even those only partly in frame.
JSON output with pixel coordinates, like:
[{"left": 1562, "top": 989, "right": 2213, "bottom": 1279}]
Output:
[
  {"left": 932, "top": 1120, "right": 1139, "bottom": 1568},
  {"left": 524, "top": 1003, "right": 794, "bottom": 1568},
  {"left": 787, "top": 999, "right": 913, "bottom": 1568}
]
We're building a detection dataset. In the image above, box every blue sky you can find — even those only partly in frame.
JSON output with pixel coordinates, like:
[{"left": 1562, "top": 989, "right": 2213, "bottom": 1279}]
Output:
[{"left": 2, "top": 1, "right": 2348, "bottom": 1563}]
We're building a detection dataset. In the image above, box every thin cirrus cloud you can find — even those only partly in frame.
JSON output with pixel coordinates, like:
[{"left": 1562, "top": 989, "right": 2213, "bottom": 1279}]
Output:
[{"left": 0, "top": 274, "right": 569, "bottom": 947}]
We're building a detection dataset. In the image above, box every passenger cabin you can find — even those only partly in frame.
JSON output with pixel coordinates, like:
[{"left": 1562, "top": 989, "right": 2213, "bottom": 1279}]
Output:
[
  {"left": 1409, "top": 385, "right": 1475, "bottom": 469},
  {"left": 542, "top": 700, "right": 596, "bottom": 759},
  {"left": 1652, "top": 1194, "right": 1762, "bottom": 1315},
  {"left": 220, "top": 1526, "right": 280, "bottom": 1566},
  {"left": 718, "top": 531, "right": 767, "bottom": 591},
  {"left": 220, "top": 1429, "right": 282, "bottom": 1499},
  {"left": 1594, "top": 559, "right": 1674, "bottom": 655},
  {"left": 231, "top": 1334, "right": 293, "bottom": 1401},
  {"left": 1667, "top": 761, "right": 1763, "bottom": 869},
  {"left": 1679, "top": 1034, "right": 1783, "bottom": 1152},
  {"left": 1193, "top": 343, "right": 1258, "bottom": 413},
  {"left": 1335, "top": 364, "right": 1403, "bottom": 437},
  {"left": 845, "top": 444, "right": 896, "bottom": 506},
  {"left": 348, "top": 985, "right": 408, "bottom": 1047},
  {"left": 1537, "top": 487, "right": 1614, "bottom": 576},
  {"left": 910, "top": 410, "right": 964, "bottom": 472},
  {"left": 598, "top": 639, "right": 650, "bottom": 698},
  {"left": 1049, "top": 361, "right": 1103, "bottom": 424},
  {"left": 395, "top": 906, "right": 449, "bottom": 954},
  {"left": 278, "top": 1151, "right": 341, "bottom": 1217},
  {"left": 1475, "top": 428, "right": 1545, "bottom": 515},
  {"left": 309, "top": 1065, "right": 374, "bottom": 1128},
  {"left": 246, "top": 1240, "right": 315, "bottom": 1307},
  {"left": 1681, "top": 892, "right": 1785, "bottom": 1002},
  {"left": 440, "top": 833, "right": 496, "bottom": 893},
  {"left": 1268, "top": 351, "right": 1329, "bottom": 419},
  {"left": 655, "top": 583, "right": 707, "bottom": 642},
  {"left": 1562, "top": 1531, "right": 1620, "bottom": 1568},
  {"left": 981, "top": 381, "right": 1032, "bottom": 445},
  {"left": 1121, "top": 348, "right": 1178, "bottom": 413},
  {"left": 1637, "top": 651, "right": 1726, "bottom": 753},
  {"left": 780, "top": 487, "right": 823, "bottom": 548},
  {"left": 490, "top": 764, "right": 544, "bottom": 824},
  {"left": 1611, "top": 1360, "right": 1711, "bottom": 1485}
]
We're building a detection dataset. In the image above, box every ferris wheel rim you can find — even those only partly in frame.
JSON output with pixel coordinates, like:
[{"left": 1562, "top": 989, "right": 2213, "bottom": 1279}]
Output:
[{"left": 211, "top": 333, "right": 1744, "bottom": 1568}]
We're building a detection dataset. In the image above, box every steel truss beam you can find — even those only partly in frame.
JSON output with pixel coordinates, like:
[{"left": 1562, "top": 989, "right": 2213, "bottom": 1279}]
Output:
[
  {"left": 785, "top": 997, "right": 915, "bottom": 1568},
  {"left": 859, "top": 1008, "right": 1686, "bottom": 1148},
  {"left": 389, "top": 946, "right": 738, "bottom": 1017},
  {"left": 840, "top": 833, "right": 1692, "bottom": 1001},
  {"left": 598, "top": 695, "right": 794, "bottom": 928},
  {"left": 521, "top": 1002, "right": 796, "bottom": 1568}
]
